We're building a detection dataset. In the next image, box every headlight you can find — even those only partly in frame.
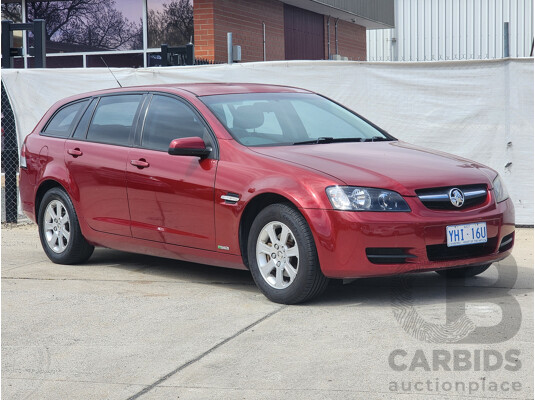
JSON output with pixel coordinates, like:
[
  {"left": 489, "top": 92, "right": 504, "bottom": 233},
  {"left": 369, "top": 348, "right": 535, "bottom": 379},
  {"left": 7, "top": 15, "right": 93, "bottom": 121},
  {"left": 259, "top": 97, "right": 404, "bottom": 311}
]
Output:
[
  {"left": 326, "top": 186, "right": 411, "bottom": 212},
  {"left": 493, "top": 175, "right": 509, "bottom": 203}
]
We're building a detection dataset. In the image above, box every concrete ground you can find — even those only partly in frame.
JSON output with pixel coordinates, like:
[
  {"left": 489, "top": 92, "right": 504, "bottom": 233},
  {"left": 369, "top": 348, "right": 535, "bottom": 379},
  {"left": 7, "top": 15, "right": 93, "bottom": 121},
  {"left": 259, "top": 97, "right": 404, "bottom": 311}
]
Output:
[{"left": 1, "top": 224, "right": 533, "bottom": 400}]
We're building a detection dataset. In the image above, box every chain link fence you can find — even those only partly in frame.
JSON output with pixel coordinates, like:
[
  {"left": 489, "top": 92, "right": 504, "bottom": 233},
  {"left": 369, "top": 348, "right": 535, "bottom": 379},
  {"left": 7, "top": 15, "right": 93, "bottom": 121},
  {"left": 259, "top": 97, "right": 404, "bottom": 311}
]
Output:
[{"left": 1, "top": 80, "right": 21, "bottom": 223}]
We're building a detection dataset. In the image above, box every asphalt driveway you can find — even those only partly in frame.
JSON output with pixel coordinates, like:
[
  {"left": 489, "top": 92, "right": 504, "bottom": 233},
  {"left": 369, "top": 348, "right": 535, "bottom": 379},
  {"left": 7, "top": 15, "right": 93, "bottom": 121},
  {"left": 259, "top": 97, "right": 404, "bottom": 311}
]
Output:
[{"left": 2, "top": 224, "right": 533, "bottom": 399}]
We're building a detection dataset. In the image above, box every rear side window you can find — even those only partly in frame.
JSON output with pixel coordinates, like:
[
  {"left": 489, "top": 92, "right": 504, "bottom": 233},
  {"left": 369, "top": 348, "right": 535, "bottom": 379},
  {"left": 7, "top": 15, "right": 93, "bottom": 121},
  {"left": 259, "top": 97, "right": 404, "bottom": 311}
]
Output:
[
  {"left": 141, "top": 95, "right": 208, "bottom": 152},
  {"left": 44, "top": 100, "right": 89, "bottom": 137},
  {"left": 87, "top": 95, "right": 142, "bottom": 146}
]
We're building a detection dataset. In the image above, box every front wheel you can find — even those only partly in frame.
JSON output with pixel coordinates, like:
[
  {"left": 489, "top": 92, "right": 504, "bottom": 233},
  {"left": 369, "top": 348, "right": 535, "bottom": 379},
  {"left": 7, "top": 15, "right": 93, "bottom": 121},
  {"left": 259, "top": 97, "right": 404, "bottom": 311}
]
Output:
[
  {"left": 38, "top": 187, "right": 94, "bottom": 264},
  {"left": 247, "top": 203, "right": 329, "bottom": 304},
  {"left": 436, "top": 263, "right": 492, "bottom": 279}
]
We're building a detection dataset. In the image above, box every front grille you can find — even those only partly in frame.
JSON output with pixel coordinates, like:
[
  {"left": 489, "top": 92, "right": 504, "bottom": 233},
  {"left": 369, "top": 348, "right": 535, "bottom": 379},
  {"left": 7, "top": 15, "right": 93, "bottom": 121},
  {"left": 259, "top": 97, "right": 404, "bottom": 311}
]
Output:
[
  {"left": 426, "top": 237, "right": 498, "bottom": 261},
  {"left": 416, "top": 184, "right": 488, "bottom": 210},
  {"left": 366, "top": 248, "right": 416, "bottom": 264}
]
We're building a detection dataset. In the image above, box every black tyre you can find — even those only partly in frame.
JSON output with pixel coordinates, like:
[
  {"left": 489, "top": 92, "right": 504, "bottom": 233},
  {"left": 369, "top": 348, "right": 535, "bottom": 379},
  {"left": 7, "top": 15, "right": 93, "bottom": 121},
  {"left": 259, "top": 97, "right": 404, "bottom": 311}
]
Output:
[
  {"left": 247, "top": 203, "right": 329, "bottom": 304},
  {"left": 38, "top": 187, "right": 94, "bottom": 264},
  {"left": 436, "top": 263, "right": 492, "bottom": 279}
]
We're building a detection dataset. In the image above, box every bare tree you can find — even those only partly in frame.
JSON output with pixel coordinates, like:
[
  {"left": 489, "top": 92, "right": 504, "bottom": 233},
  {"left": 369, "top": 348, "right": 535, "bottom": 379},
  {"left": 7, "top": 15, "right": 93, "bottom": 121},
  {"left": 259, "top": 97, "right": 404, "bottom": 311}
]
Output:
[
  {"left": 26, "top": 0, "right": 141, "bottom": 51},
  {"left": 148, "top": 0, "right": 193, "bottom": 48},
  {"left": 1, "top": 3, "right": 23, "bottom": 23},
  {"left": 60, "top": 2, "right": 141, "bottom": 50}
]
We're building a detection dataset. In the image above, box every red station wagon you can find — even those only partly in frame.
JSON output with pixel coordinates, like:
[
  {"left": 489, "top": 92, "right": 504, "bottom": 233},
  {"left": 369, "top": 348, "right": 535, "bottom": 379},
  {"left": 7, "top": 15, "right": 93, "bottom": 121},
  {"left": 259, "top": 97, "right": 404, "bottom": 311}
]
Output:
[{"left": 19, "top": 83, "right": 515, "bottom": 304}]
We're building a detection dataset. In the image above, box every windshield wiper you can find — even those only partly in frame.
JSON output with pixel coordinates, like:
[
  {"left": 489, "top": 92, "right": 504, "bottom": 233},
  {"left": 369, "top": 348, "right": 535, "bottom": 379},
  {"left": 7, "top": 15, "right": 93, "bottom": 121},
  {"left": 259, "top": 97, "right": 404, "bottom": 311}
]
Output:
[{"left": 293, "top": 137, "right": 364, "bottom": 145}]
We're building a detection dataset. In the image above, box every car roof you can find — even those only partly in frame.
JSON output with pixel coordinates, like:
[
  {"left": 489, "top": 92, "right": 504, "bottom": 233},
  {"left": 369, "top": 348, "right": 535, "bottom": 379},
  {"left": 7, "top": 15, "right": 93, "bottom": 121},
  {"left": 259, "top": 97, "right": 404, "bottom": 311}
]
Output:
[
  {"left": 70, "top": 83, "right": 311, "bottom": 99},
  {"left": 51, "top": 83, "right": 314, "bottom": 111},
  {"left": 159, "top": 83, "right": 312, "bottom": 96}
]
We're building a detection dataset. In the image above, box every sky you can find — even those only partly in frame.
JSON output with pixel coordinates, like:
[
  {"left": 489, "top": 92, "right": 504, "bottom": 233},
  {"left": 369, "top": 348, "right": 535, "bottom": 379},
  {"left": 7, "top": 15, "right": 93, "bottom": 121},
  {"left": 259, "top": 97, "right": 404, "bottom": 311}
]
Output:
[{"left": 119, "top": 0, "right": 193, "bottom": 23}]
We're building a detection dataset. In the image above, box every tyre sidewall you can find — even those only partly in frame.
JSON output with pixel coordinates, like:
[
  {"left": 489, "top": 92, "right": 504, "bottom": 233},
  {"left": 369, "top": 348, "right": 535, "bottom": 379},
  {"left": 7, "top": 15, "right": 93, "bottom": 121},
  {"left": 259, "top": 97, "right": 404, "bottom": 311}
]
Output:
[
  {"left": 38, "top": 188, "right": 85, "bottom": 264},
  {"left": 247, "top": 204, "right": 320, "bottom": 304}
]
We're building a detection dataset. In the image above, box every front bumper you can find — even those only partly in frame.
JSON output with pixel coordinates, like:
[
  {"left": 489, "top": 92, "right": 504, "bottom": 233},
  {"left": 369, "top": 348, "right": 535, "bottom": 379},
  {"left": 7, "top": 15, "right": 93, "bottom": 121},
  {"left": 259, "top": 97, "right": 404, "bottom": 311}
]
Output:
[{"left": 303, "top": 197, "right": 515, "bottom": 279}]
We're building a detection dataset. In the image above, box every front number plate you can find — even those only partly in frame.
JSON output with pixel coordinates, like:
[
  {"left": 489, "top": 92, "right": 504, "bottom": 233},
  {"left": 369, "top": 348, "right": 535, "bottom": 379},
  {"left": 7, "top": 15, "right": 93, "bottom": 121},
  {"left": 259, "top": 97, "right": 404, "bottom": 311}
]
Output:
[{"left": 446, "top": 222, "right": 487, "bottom": 247}]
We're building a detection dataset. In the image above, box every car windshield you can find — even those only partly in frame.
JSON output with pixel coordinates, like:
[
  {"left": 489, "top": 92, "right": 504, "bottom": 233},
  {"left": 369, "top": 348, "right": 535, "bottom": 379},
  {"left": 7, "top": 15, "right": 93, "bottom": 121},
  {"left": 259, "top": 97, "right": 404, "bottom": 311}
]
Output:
[{"left": 200, "top": 92, "right": 394, "bottom": 147}]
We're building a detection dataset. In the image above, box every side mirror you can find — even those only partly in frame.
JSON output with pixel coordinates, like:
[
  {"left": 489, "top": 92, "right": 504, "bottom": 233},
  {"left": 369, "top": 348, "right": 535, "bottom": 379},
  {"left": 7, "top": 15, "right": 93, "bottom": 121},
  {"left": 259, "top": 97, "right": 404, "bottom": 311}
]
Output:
[{"left": 168, "top": 137, "right": 212, "bottom": 158}]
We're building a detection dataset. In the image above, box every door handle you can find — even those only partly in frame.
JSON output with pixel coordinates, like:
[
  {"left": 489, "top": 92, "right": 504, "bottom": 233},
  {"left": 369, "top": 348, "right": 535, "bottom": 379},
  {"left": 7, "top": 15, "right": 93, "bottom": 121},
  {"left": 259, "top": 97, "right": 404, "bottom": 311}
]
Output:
[
  {"left": 130, "top": 159, "right": 150, "bottom": 169},
  {"left": 67, "top": 148, "right": 83, "bottom": 157}
]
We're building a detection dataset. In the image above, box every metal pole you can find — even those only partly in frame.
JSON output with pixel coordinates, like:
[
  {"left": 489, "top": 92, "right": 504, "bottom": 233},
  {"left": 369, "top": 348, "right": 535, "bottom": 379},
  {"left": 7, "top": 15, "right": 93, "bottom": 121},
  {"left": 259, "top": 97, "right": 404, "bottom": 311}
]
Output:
[
  {"left": 33, "top": 19, "right": 46, "bottom": 68},
  {"left": 504, "top": 22, "right": 510, "bottom": 57},
  {"left": 1, "top": 20, "right": 14, "bottom": 69},
  {"left": 186, "top": 42, "right": 194, "bottom": 65},
  {"left": 22, "top": 0, "right": 27, "bottom": 68},
  {"left": 142, "top": 0, "right": 148, "bottom": 67},
  {"left": 327, "top": 16, "right": 331, "bottom": 59},
  {"left": 263, "top": 21, "right": 266, "bottom": 61},
  {"left": 227, "top": 32, "right": 233, "bottom": 64},
  {"left": 335, "top": 18, "right": 339, "bottom": 55}
]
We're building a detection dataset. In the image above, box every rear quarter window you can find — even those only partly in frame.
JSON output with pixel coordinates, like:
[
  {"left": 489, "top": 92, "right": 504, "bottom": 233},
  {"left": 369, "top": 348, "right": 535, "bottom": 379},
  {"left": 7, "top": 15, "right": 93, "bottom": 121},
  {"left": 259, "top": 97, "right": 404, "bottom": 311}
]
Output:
[
  {"left": 43, "top": 100, "right": 89, "bottom": 137},
  {"left": 72, "top": 98, "right": 98, "bottom": 140}
]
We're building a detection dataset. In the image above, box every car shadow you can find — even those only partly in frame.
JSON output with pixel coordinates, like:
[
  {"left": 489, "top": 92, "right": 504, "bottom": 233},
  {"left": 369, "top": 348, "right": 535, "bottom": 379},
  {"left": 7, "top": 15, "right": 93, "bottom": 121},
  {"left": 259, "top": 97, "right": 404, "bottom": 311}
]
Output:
[
  {"left": 88, "top": 249, "right": 533, "bottom": 306},
  {"left": 88, "top": 247, "right": 257, "bottom": 292}
]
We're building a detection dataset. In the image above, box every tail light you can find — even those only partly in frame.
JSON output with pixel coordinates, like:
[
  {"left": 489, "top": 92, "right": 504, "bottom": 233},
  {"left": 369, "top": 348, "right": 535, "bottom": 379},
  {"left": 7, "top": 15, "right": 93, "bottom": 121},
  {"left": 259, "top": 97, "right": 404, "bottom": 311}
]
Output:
[{"left": 20, "top": 142, "right": 27, "bottom": 169}]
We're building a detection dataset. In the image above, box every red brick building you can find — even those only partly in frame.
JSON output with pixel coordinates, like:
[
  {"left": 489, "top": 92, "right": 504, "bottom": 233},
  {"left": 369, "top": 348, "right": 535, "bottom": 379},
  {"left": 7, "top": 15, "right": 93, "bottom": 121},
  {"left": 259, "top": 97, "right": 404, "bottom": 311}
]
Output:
[{"left": 194, "top": 0, "right": 394, "bottom": 63}]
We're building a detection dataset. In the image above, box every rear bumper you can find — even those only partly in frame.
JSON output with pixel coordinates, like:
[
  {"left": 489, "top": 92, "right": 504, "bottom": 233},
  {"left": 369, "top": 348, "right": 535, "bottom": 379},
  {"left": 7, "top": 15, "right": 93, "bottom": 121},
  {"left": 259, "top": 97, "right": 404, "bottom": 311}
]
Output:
[
  {"left": 303, "top": 197, "right": 515, "bottom": 279},
  {"left": 19, "top": 169, "right": 37, "bottom": 223}
]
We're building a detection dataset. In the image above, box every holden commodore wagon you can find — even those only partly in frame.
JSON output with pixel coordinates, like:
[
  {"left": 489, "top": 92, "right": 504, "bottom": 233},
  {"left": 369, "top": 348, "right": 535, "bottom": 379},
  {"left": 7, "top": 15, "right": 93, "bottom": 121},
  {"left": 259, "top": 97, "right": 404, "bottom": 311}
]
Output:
[{"left": 19, "top": 83, "right": 515, "bottom": 304}]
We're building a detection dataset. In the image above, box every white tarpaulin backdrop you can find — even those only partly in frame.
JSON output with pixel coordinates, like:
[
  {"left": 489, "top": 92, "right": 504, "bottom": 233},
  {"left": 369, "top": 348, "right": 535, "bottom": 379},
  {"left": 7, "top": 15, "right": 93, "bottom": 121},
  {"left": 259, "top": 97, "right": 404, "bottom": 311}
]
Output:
[{"left": 2, "top": 59, "right": 533, "bottom": 224}]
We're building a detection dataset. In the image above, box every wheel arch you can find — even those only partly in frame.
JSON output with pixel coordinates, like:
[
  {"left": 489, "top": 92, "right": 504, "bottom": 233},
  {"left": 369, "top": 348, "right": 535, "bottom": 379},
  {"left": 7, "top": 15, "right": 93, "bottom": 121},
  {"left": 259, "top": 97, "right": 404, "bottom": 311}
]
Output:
[
  {"left": 238, "top": 192, "right": 301, "bottom": 269},
  {"left": 35, "top": 179, "right": 69, "bottom": 219}
]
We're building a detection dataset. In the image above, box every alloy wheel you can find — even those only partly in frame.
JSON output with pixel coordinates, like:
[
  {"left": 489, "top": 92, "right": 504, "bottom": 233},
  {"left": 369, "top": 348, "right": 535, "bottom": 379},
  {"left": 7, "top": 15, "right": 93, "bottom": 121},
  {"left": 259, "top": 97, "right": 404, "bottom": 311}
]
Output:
[
  {"left": 43, "top": 199, "right": 71, "bottom": 253},
  {"left": 256, "top": 221, "right": 299, "bottom": 289}
]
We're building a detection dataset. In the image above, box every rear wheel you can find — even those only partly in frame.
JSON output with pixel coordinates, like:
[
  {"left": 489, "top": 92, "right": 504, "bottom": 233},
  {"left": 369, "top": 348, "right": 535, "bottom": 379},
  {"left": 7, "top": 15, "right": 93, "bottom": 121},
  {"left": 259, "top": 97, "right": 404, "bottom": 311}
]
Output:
[
  {"left": 247, "top": 203, "right": 329, "bottom": 304},
  {"left": 38, "top": 187, "right": 94, "bottom": 264},
  {"left": 436, "top": 263, "right": 492, "bottom": 278}
]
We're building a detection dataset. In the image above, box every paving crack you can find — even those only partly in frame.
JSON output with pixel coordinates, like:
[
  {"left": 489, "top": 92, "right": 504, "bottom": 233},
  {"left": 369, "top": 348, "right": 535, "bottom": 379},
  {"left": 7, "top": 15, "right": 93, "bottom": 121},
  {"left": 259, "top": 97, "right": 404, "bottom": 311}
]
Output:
[{"left": 126, "top": 306, "right": 286, "bottom": 400}]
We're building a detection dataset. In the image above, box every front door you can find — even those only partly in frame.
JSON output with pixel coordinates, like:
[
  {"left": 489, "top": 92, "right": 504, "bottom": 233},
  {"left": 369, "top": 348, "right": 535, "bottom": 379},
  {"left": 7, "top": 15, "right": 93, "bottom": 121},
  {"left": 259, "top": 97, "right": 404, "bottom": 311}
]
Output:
[{"left": 126, "top": 94, "right": 217, "bottom": 250}]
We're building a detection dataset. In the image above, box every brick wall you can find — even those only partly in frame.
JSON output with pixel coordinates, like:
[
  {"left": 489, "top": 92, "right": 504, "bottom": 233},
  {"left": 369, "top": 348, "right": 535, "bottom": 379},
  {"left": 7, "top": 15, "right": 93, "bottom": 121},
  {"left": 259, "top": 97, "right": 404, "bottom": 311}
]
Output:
[
  {"left": 194, "top": 0, "right": 285, "bottom": 63},
  {"left": 324, "top": 17, "right": 366, "bottom": 61},
  {"left": 194, "top": 0, "right": 366, "bottom": 63},
  {"left": 193, "top": 0, "right": 216, "bottom": 60}
]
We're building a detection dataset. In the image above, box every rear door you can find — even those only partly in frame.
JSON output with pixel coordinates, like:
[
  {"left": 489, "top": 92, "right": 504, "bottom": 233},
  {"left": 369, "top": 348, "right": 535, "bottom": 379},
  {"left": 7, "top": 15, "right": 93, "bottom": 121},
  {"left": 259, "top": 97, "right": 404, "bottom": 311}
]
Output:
[
  {"left": 126, "top": 93, "right": 218, "bottom": 249},
  {"left": 65, "top": 94, "right": 145, "bottom": 236}
]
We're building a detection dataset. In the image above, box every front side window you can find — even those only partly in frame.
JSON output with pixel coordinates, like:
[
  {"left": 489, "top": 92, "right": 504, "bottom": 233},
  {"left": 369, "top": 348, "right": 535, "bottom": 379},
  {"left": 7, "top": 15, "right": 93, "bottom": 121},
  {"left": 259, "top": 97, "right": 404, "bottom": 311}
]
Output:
[
  {"left": 201, "top": 92, "right": 391, "bottom": 147},
  {"left": 142, "top": 95, "right": 208, "bottom": 152},
  {"left": 44, "top": 100, "right": 89, "bottom": 137},
  {"left": 87, "top": 95, "right": 142, "bottom": 146}
]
